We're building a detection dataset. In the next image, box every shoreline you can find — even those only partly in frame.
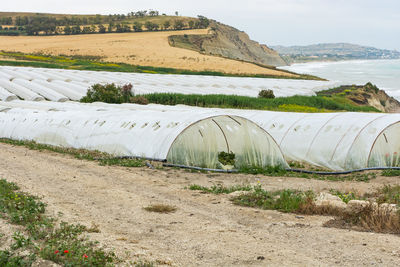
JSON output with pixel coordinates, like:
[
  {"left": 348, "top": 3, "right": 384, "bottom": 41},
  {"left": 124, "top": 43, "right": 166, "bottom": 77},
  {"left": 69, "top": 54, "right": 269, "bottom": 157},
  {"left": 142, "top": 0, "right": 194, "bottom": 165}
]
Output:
[{"left": 279, "top": 59, "right": 400, "bottom": 100}]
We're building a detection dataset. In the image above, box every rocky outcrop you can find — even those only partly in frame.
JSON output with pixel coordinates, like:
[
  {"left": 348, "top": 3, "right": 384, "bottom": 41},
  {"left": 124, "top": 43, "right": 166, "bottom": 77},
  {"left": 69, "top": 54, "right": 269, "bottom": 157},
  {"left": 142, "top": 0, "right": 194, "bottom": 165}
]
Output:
[
  {"left": 169, "top": 22, "right": 288, "bottom": 67},
  {"left": 317, "top": 83, "right": 400, "bottom": 113}
]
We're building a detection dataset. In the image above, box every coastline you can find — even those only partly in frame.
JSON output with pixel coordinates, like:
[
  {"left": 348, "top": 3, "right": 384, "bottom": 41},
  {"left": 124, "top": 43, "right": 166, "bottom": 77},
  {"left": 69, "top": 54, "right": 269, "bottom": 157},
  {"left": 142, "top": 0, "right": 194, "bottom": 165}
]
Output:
[{"left": 279, "top": 59, "right": 400, "bottom": 100}]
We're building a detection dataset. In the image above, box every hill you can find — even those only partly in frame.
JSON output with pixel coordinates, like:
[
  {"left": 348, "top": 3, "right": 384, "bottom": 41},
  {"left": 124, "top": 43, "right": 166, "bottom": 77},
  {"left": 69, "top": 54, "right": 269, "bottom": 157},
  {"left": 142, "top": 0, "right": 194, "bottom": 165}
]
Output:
[
  {"left": 272, "top": 43, "right": 400, "bottom": 63},
  {"left": 169, "top": 22, "right": 287, "bottom": 67},
  {"left": 0, "top": 32, "right": 299, "bottom": 78},
  {"left": 0, "top": 11, "right": 294, "bottom": 76}
]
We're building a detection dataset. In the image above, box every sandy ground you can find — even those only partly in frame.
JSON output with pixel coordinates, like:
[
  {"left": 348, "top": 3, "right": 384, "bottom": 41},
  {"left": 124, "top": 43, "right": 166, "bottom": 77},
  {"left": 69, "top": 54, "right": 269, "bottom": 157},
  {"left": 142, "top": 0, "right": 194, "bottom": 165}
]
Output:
[
  {"left": 0, "top": 30, "right": 295, "bottom": 77},
  {"left": 1, "top": 142, "right": 400, "bottom": 266}
]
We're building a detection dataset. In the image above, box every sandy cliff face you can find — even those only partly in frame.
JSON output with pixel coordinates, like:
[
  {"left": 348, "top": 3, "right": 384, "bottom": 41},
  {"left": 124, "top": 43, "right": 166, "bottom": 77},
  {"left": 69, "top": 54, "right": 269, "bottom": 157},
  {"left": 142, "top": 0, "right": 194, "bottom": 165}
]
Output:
[
  {"left": 169, "top": 22, "right": 288, "bottom": 67},
  {"left": 201, "top": 23, "right": 287, "bottom": 67}
]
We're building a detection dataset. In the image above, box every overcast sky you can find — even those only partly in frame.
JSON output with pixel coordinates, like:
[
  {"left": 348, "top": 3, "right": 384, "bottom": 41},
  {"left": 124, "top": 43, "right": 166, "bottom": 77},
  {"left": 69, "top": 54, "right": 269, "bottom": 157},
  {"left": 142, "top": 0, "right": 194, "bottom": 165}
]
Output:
[{"left": 2, "top": 0, "right": 399, "bottom": 50}]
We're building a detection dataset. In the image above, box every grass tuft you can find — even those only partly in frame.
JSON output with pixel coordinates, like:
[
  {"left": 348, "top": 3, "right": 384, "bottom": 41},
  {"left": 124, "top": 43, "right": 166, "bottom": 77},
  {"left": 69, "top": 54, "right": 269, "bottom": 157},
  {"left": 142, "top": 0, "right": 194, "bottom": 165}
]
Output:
[
  {"left": 366, "top": 185, "right": 400, "bottom": 206},
  {"left": 188, "top": 184, "right": 252, "bottom": 194},
  {"left": 325, "top": 204, "right": 400, "bottom": 234},
  {"left": 144, "top": 204, "right": 177, "bottom": 213}
]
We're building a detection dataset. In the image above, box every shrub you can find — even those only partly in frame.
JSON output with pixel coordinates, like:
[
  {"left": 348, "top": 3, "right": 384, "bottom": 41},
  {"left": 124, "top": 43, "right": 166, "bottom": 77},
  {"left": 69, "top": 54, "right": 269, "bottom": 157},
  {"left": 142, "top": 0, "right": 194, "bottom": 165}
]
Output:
[
  {"left": 218, "top": 151, "right": 235, "bottom": 165},
  {"left": 131, "top": 95, "right": 149, "bottom": 105},
  {"left": 80, "top": 83, "right": 133, "bottom": 104},
  {"left": 258, "top": 89, "right": 275, "bottom": 99}
]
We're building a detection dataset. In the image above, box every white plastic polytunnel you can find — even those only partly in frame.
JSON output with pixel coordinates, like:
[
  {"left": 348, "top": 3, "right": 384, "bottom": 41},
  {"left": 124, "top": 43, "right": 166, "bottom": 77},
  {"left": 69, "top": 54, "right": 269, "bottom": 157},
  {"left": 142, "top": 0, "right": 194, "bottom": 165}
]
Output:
[
  {"left": 0, "top": 87, "right": 17, "bottom": 101},
  {"left": 0, "top": 66, "right": 341, "bottom": 101},
  {"left": 218, "top": 111, "right": 400, "bottom": 171},
  {"left": 0, "top": 79, "right": 44, "bottom": 101},
  {"left": 0, "top": 101, "right": 288, "bottom": 169},
  {"left": 12, "top": 79, "right": 68, "bottom": 102},
  {"left": 68, "top": 102, "right": 400, "bottom": 171}
]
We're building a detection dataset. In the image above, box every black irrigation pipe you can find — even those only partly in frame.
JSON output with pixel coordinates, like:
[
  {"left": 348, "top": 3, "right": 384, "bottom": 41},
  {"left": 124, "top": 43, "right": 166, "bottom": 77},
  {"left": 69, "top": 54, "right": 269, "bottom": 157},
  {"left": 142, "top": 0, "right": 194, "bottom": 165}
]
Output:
[
  {"left": 162, "top": 163, "right": 400, "bottom": 175},
  {"left": 287, "top": 167, "right": 400, "bottom": 175},
  {"left": 95, "top": 156, "right": 400, "bottom": 175}
]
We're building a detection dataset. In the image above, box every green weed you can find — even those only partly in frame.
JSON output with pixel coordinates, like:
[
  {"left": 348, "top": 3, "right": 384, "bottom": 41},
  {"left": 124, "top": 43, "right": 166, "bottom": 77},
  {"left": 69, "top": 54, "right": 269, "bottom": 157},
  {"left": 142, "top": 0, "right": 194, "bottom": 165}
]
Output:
[
  {"left": 370, "top": 185, "right": 400, "bottom": 206},
  {"left": 217, "top": 151, "right": 235, "bottom": 166},
  {"left": 0, "top": 179, "right": 118, "bottom": 266},
  {"left": 231, "top": 186, "right": 315, "bottom": 213},
  {"left": 381, "top": 169, "right": 400, "bottom": 177},
  {"left": 99, "top": 158, "right": 145, "bottom": 167},
  {"left": 188, "top": 184, "right": 252, "bottom": 194},
  {"left": 0, "top": 138, "right": 145, "bottom": 168},
  {"left": 329, "top": 189, "right": 359, "bottom": 204},
  {"left": 0, "top": 250, "right": 36, "bottom": 267}
]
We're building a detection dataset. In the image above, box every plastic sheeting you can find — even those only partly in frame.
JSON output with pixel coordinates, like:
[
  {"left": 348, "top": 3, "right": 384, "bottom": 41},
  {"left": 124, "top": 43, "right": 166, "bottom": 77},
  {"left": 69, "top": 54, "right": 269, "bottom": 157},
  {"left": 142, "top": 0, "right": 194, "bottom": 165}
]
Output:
[
  {"left": 13, "top": 79, "right": 68, "bottom": 102},
  {"left": 0, "top": 87, "right": 17, "bottom": 101},
  {"left": 0, "top": 66, "right": 341, "bottom": 101},
  {"left": 0, "top": 101, "right": 288, "bottom": 169},
  {"left": 0, "top": 79, "right": 44, "bottom": 101},
  {"left": 52, "top": 101, "right": 400, "bottom": 171}
]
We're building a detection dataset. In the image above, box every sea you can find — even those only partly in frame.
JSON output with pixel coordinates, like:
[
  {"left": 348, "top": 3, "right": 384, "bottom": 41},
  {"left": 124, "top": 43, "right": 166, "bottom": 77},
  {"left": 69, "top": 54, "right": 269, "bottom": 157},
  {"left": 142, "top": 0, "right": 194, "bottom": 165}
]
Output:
[{"left": 280, "top": 59, "right": 400, "bottom": 100}]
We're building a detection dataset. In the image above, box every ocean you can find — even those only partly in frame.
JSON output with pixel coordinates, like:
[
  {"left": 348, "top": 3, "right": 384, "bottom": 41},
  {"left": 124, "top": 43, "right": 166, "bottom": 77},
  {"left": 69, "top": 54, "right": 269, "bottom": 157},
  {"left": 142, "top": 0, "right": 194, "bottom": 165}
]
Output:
[{"left": 280, "top": 59, "right": 400, "bottom": 100}]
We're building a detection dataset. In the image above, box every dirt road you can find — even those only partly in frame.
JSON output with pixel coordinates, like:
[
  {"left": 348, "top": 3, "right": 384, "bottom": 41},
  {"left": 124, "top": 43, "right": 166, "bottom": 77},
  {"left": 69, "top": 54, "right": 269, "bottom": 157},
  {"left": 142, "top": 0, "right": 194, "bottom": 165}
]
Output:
[{"left": 0, "top": 142, "right": 399, "bottom": 266}]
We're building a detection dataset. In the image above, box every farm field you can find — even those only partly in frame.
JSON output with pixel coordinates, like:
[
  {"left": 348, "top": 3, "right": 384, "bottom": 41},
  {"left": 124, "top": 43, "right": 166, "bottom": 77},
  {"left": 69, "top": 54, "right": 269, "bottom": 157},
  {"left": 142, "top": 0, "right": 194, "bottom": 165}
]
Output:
[
  {"left": 1, "top": 142, "right": 400, "bottom": 266},
  {"left": 0, "top": 30, "right": 296, "bottom": 77}
]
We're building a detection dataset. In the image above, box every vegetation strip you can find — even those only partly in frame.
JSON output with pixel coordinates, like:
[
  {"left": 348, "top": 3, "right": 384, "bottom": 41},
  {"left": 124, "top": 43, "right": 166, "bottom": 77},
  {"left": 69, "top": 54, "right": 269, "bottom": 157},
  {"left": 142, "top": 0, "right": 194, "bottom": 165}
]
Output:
[
  {"left": 138, "top": 93, "right": 379, "bottom": 112},
  {"left": 188, "top": 184, "right": 400, "bottom": 234},
  {"left": 0, "top": 138, "right": 146, "bottom": 168},
  {"left": 0, "top": 51, "right": 317, "bottom": 80},
  {"left": 237, "top": 166, "right": 376, "bottom": 182},
  {"left": 0, "top": 138, "right": 379, "bottom": 181},
  {"left": 0, "top": 179, "right": 117, "bottom": 266},
  {"left": 79, "top": 83, "right": 380, "bottom": 113}
]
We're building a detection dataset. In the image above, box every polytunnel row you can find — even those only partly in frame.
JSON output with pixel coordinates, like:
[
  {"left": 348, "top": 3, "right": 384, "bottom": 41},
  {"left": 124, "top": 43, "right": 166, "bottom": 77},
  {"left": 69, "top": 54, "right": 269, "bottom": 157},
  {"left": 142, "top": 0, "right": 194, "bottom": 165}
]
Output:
[
  {"left": 2, "top": 100, "right": 400, "bottom": 171},
  {"left": 0, "top": 101, "right": 288, "bottom": 169},
  {"left": 0, "top": 66, "right": 340, "bottom": 101}
]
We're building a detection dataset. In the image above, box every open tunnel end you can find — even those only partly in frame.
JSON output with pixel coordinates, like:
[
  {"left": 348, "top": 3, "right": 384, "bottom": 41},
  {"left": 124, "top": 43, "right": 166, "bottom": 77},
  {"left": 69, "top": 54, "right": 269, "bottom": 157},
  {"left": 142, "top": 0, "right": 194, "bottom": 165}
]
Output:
[{"left": 166, "top": 115, "right": 288, "bottom": 169}]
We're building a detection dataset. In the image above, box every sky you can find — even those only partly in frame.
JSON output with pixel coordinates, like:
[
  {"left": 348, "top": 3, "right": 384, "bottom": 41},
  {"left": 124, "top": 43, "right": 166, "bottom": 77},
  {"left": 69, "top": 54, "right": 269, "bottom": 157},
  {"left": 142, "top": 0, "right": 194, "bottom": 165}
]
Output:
[{"left": 2, "top": 0, "right": 400, "bottom": 50}]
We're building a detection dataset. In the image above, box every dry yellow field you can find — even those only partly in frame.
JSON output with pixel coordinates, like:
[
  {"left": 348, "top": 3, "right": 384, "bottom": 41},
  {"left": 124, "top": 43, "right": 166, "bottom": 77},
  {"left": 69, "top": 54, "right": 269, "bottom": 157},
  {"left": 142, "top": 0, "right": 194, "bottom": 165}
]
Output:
[{"left": 0, "top": 30, "right": 296, "bottom": 77}]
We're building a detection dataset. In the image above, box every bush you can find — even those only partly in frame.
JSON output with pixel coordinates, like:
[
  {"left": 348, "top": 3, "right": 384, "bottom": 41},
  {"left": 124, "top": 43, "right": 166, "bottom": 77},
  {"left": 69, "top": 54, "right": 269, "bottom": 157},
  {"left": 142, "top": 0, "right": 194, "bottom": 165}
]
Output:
[
  {"left": 218, "top": 151, "right": 235, "bottom": 165},
  {"left": 131, "top": 95, "right": 149, "bottom": 105},
  {"left": 258, "top": 89, "right": 275, "bottom": 99},
  {"left": 80, "top": 83, "right": 133, "bottom": 104}
]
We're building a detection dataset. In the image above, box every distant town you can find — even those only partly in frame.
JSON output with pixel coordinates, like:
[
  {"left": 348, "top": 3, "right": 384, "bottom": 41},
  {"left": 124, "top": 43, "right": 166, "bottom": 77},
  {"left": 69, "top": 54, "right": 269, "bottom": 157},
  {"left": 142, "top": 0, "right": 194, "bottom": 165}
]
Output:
[{"left": 272, "top": 43, "right": 400, "bottom": 63}]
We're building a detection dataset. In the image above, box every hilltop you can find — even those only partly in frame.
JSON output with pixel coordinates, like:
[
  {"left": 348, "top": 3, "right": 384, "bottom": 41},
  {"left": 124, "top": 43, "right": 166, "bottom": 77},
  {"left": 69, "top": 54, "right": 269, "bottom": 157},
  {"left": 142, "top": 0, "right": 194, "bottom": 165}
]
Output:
[{"left": 272, "top": 43, "right": 400, "bottom": 63}]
